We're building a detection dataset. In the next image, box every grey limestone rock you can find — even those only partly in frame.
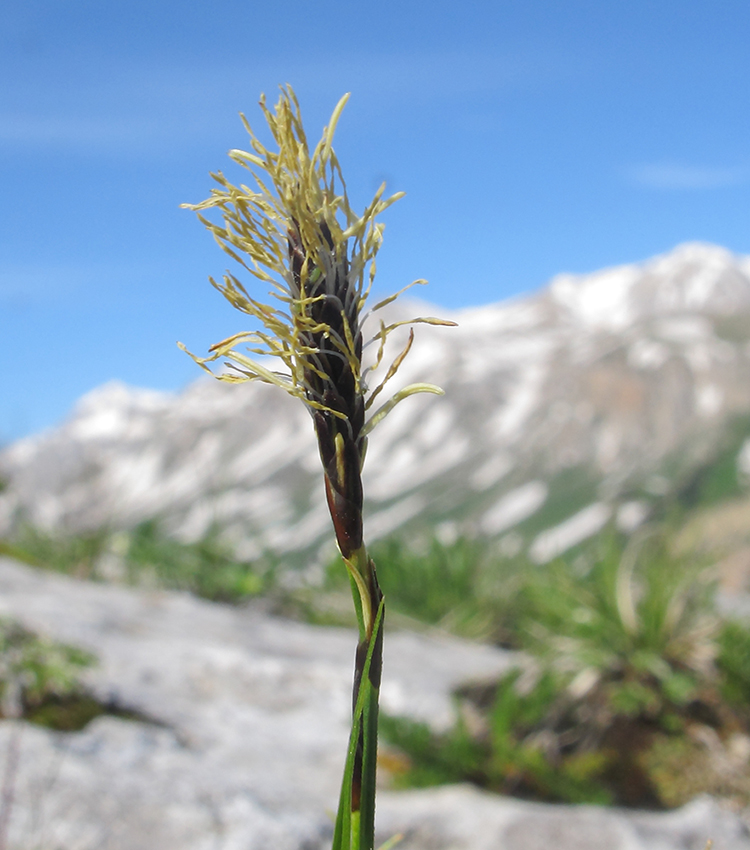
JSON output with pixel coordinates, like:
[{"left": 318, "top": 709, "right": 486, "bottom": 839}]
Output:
[{"left": 0, "top": 556, "right": 746, "bottom": 849}]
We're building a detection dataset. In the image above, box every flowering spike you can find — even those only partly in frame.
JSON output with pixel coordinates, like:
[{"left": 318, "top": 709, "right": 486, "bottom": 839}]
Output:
[
  {"left": 181, "top": 86, "right": 455, "bottom": 850},
  {"left": 179, "top": 86, "right": 453, "bottom": 439}
]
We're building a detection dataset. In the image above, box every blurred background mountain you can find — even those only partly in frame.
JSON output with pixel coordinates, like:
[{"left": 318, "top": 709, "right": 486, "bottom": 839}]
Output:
[{"left": 4, "top": 242, "right": 750, "bottom": 590}]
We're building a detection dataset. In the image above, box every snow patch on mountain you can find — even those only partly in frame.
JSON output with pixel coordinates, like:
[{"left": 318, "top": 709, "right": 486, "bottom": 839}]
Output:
[
  {"left": 551, "top": 266, "right": 641, "bottom": 331},
  {"left": 530, "top": 503, "right": 612, "bottom": 564},
  {"left": 480, "top": 482, "right": 548, "bottom": 535}
]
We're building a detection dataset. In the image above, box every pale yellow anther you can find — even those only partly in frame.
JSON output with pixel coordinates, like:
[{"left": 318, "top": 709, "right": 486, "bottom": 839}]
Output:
[
  {"left": 179, "top": 85, "right": 454, "bottom": 438},
  {"left": 334, "top": 432, "right": 346, "bottom": 488}
]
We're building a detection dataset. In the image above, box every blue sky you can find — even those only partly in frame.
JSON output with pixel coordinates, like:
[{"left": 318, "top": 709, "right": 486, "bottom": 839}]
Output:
[{"left": 2, "top": 0, "right": 750, "bottom": 441}]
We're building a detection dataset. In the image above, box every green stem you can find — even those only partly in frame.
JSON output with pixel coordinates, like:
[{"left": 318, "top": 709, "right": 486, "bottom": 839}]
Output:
[
  {"left": 332, "top": 598, "right": 384, "bottom": 850},
  {"left": 358, "top": 631, "right": 382, "bottom": 849}
]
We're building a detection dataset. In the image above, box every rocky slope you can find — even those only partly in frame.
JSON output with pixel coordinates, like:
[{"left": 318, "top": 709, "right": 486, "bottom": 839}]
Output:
[
  {"left": 3, "top": 242, "right": 750, "bottom": 569},
  {"left": 0, "top": 555, "right": 746, "bottom": 850}
]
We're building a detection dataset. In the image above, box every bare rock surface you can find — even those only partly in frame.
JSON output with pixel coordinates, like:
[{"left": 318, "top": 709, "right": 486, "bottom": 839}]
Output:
[
  {"left": 0, "top": 556, "right": 746, "bottom": 849},
  {"left": 379, "top": 786, "right": 750, "bottom": 850}
]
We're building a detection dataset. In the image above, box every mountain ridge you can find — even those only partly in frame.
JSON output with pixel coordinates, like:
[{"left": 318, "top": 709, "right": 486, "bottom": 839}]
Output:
[{"left": 4, "top": 242, "right": 750, "bottom": 569}]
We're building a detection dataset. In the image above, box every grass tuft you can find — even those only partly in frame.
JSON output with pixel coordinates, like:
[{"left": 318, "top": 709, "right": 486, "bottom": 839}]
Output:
[
  {"left": 1, "top": 522, "right": 270, "bottom": 604},
  {"left": 380, "top": 530, "right": 750, "bottom": 808}
]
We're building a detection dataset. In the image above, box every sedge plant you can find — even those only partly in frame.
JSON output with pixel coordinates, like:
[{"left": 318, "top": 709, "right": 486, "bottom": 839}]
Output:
[{"left": 180, "top": 86, "right": 454, "bottom": 850}]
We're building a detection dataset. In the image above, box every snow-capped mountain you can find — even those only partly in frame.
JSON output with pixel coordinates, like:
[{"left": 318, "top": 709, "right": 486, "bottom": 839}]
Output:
[{"left": 4, "top": 242, "right": 750, "bottom": 567}]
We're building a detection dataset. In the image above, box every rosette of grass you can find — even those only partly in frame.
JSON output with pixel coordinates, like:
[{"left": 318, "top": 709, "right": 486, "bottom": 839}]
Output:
[{"left": 180, "top": 86, "right": 455, "bottom": 850}]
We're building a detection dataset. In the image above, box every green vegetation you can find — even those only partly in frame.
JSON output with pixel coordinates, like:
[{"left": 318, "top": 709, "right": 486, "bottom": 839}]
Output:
[
  {"left": 25, "top": 692, "right": 149, "bottom": 731},
  {"left": 516, "top": 465, "right": 598, "bottom": 537},
  {"left": 322, "top": 537, "right": 524, "bottom": 642},
  {"left": 673, "top": 414, "right": 750, "bottom": 510},
  {"left": 717, "top": 620, "right": 750, "bottom": 706},
  {"left": 366, "top": 537, "right": 483, "bottom": 626},
  {"left": 120, "top": 521, "right": 267, "bottom": 601},
  {"left": 1, "top": 526, "right": 109, "bottom": 578},
  {"left": 381, "top": 532, "right": 750, "bottom": 808},
  {"left": 0, "top": 617, "right": 96, "bottom": 729},
  {"left": 0, "top": 616, "right": 148, "bottom": 731},
  {"left": 5, "top": 437, "right": 750, "bottom": 811},
  {"left": 382, "top": 668, "right": 614, "bottom": 805},
  {"left": 2, "top": 521, "right": 270, "bottom": 603},
  {"left": 380, "top": 713, "right": 484, "bottom": 787}
]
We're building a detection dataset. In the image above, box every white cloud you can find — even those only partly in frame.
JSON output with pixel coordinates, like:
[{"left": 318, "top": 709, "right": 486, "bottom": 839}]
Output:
[{"left": 628, "top": 163, "right": 749, "bottom": 190}]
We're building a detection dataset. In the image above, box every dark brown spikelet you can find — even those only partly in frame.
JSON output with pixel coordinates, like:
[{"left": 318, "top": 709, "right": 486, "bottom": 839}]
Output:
[{"left": 288, "top": 219, "right": 367, "bottom": 562}]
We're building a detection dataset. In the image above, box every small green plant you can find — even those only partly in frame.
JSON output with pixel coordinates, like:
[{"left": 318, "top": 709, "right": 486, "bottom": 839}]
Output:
[
  {"left": 383, "top": 668, "right": 615, "bottom": 805},
  {"left": 0, "top": 616, "right": 153, "bottom": 733},
  {"left": 181, "top": 86, "right": 454, "bottom": 849},
  {"left": 0, "top": 618, "right": 94, "bottom": 721},
  {"left": 518, "top": 532, "right": 718, "bottom": 717},
  {"left": 382, "top": 531, "right": 750, "bottom": 808}
]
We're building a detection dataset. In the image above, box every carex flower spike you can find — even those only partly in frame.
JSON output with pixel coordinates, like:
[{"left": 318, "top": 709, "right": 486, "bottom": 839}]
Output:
[{"left": 180, "top": 85, "right": 455, "bottom": 850}]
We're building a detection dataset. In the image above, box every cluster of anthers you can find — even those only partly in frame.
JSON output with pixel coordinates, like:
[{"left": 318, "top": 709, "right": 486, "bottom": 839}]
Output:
[
  {"left": 181, "top": 86, "right": 455, "bottom": 651},
  {"left": 179, "top": 85, "right": 453, "bottom": 445}
]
